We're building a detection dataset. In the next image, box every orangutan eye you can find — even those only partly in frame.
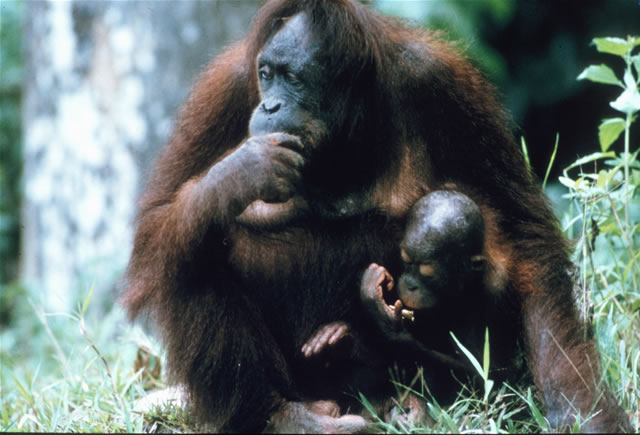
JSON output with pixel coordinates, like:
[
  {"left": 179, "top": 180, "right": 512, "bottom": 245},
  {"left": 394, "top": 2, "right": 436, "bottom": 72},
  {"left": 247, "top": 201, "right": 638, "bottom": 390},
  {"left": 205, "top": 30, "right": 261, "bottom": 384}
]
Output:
[
  {"left": 419, "top": 264, "right": 436, "bottom": 277},
  {"left": 259, "top": 65, "right": 273, "bottom": 80},
  {"left": 284, "top": 71, "right": 299, "bottom": 84}
]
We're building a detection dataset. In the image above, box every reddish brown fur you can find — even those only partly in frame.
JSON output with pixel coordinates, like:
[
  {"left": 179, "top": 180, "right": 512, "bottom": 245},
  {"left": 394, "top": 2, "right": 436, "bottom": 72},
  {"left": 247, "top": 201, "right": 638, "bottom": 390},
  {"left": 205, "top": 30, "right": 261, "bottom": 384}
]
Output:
[{"left": 121, "top": 0, "right": 629, "bottom": 432}]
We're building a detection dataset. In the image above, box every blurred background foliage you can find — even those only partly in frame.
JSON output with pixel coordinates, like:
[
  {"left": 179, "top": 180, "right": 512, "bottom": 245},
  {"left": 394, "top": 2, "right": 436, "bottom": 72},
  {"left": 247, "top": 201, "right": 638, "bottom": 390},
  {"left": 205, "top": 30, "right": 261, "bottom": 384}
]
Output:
[
  {"left": 0, "top": 0, "right": 23, "bottom": 291},
  {"left": 377, "top": 0, "right": 639, "bottom": 178}
]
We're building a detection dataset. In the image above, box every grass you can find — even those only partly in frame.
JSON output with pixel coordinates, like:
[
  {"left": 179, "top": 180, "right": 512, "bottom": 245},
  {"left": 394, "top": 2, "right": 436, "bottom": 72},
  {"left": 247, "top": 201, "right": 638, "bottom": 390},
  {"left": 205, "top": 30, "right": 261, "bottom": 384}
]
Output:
[
  {"left": 2, "top": 279, "right": 636, "bottom": 433},
  {"left": 2, "top": 36, "right": 640, "bottom": 433},
  {"left": 0, "top": 282, "right": 195, "bottom": 432},
  {"left": 1, "top": 290, "right": 145, "bottom": 432}
]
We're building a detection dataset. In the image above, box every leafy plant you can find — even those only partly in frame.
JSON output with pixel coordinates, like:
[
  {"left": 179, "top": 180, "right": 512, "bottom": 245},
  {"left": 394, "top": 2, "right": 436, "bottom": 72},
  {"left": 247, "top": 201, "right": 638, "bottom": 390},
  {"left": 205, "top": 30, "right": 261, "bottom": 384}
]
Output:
[
  {"left": 566, "top": 36, "right": 639, "bottom": 302},
  {"left": 576, "top": 37, "right": 640, "bottom": 218},
  {"left": 562, "top": 36, "right": 640, "bottom": 429}
]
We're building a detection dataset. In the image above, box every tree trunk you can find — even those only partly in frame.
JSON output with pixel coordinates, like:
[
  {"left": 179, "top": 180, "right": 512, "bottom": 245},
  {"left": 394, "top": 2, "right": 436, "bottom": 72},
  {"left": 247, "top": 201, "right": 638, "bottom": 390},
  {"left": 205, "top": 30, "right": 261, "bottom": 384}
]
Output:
[{"left": 22, "top": 0, "right": 257, "bottom": 311}]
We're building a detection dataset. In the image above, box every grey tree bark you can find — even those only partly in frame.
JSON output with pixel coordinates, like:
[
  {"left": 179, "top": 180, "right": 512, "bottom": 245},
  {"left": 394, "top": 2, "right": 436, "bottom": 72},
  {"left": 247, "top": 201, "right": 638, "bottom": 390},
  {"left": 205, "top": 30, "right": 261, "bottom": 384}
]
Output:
[{"left": 22, "top": 0, "right": 258, "bottom": 311}]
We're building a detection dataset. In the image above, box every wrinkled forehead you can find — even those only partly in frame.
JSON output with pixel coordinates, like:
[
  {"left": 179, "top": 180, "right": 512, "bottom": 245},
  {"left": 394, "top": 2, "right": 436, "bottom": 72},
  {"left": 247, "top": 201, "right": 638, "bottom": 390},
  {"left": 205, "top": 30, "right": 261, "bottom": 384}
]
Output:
[{"left": 260, "top": 13, "right": 315, "bottom": 62}]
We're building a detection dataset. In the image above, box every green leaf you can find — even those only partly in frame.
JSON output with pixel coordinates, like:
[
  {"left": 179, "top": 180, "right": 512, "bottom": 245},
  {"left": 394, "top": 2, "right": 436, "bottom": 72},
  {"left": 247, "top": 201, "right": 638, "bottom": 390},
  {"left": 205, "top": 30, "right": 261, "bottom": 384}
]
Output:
[
  {"left": 599, "top": 222, "right": 617, "bottom": 234},
  {"left": 450, "top": 331, "right": 483, "bottom": 377},
  {"left": 358, "top": 393, "right": 379, "bottom": 419},
  {"left": 543, "top": 133, "right": 559, "bottom": 188},
  {"left": 440, "top": 410, "right": 460, "bottom": 433},
  {"left": 623, "top": 250, "right": 640, "bottom": 286},
  {"left": 484, "top": 379, "right": 494, "bottom": 403},
  {"left": 81, "top": 283, "right": 96, "bottom": 316},
  {"left": 596, "top": 170, "right": 609, "bottom": 188},
  {"left": 527, "top": 388, "right": 548, "bottom": 428},
  {"left": 564, "top": 151, "right": 617, "bottom": 172},
  {"left": 520, "top": 136, "right": 531, "bottom": 169},
  {"left": 12, "top": 375, "right": 33, "bottom": 404},
  {"left": 577, "top": 64, "right": 623, "bottom": 86},
  {"left": 598, "top": 118, "right": 626, "bottom": 151},
  {"left": 482, "top": 328, "right": 490, "bottom": 380},
  {"left": 610, "top": 88, "right": 640, "bottom": 114},
  {"left": 489, "top": 419, "right": 498, "bottom": 434},
  {"left": 559, "top": 176, "right": 575, "bottom": 189},
  {"left": 593, "top": 37, "right": 632, "bottom": 56}
]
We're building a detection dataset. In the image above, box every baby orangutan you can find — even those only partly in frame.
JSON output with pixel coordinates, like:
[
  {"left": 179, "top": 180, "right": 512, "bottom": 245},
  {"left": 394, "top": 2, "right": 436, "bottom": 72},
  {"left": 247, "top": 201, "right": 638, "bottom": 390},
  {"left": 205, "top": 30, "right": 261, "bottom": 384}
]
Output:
[
  {"left": 302, "top": 190, "right": 505, "bottom": 426},
  {"left": 367, "top": 190, "right": 488, "bottom": 325}
]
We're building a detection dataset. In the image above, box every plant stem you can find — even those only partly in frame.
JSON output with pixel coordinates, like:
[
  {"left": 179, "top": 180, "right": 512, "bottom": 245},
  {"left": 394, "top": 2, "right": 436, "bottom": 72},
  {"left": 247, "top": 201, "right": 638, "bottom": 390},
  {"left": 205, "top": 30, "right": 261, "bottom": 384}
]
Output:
[{"left": 624, "top": 112, "right": 631, "bottom": 231}]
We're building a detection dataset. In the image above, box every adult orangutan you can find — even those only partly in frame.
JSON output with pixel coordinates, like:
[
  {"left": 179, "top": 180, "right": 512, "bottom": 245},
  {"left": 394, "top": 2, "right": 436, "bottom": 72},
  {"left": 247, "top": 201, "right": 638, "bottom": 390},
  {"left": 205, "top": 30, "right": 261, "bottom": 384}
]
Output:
[{"left": 121, "top": 0, "right": 629, "bottom": 432}]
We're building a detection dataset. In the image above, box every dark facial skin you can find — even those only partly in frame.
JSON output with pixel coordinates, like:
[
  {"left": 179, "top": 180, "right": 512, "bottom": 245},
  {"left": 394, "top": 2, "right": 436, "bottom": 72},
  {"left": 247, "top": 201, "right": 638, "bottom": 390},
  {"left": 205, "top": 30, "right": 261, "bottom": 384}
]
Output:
[
  {"left": 398, "top": 191, "right": 485, "bottom": 311},
  {"left": 249, "top": 13, "right": 330, "bottom": 150},
  {"left": 239, "top": 13, "right": 368, "bottom": 228},
  {"left": 233, "top": 14, "right": 325, "bottom": 229}
]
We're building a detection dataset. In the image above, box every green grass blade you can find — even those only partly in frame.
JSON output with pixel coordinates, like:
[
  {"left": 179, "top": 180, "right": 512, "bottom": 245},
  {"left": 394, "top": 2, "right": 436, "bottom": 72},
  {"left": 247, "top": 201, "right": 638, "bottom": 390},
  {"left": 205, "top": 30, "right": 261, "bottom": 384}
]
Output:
[
  {"left": 542, "top": 133, "right": 559, "bottom": 188},
  {"left": 450, "top": 331, "right": 483, "bottom": 377}
]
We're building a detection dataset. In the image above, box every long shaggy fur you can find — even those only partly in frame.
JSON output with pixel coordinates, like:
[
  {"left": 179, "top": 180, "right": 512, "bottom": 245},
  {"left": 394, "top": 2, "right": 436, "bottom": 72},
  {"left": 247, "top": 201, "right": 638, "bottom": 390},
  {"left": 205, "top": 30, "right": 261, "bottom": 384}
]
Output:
[{"left": 121, "top": 0, "right": 629, "bottom": 431}]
